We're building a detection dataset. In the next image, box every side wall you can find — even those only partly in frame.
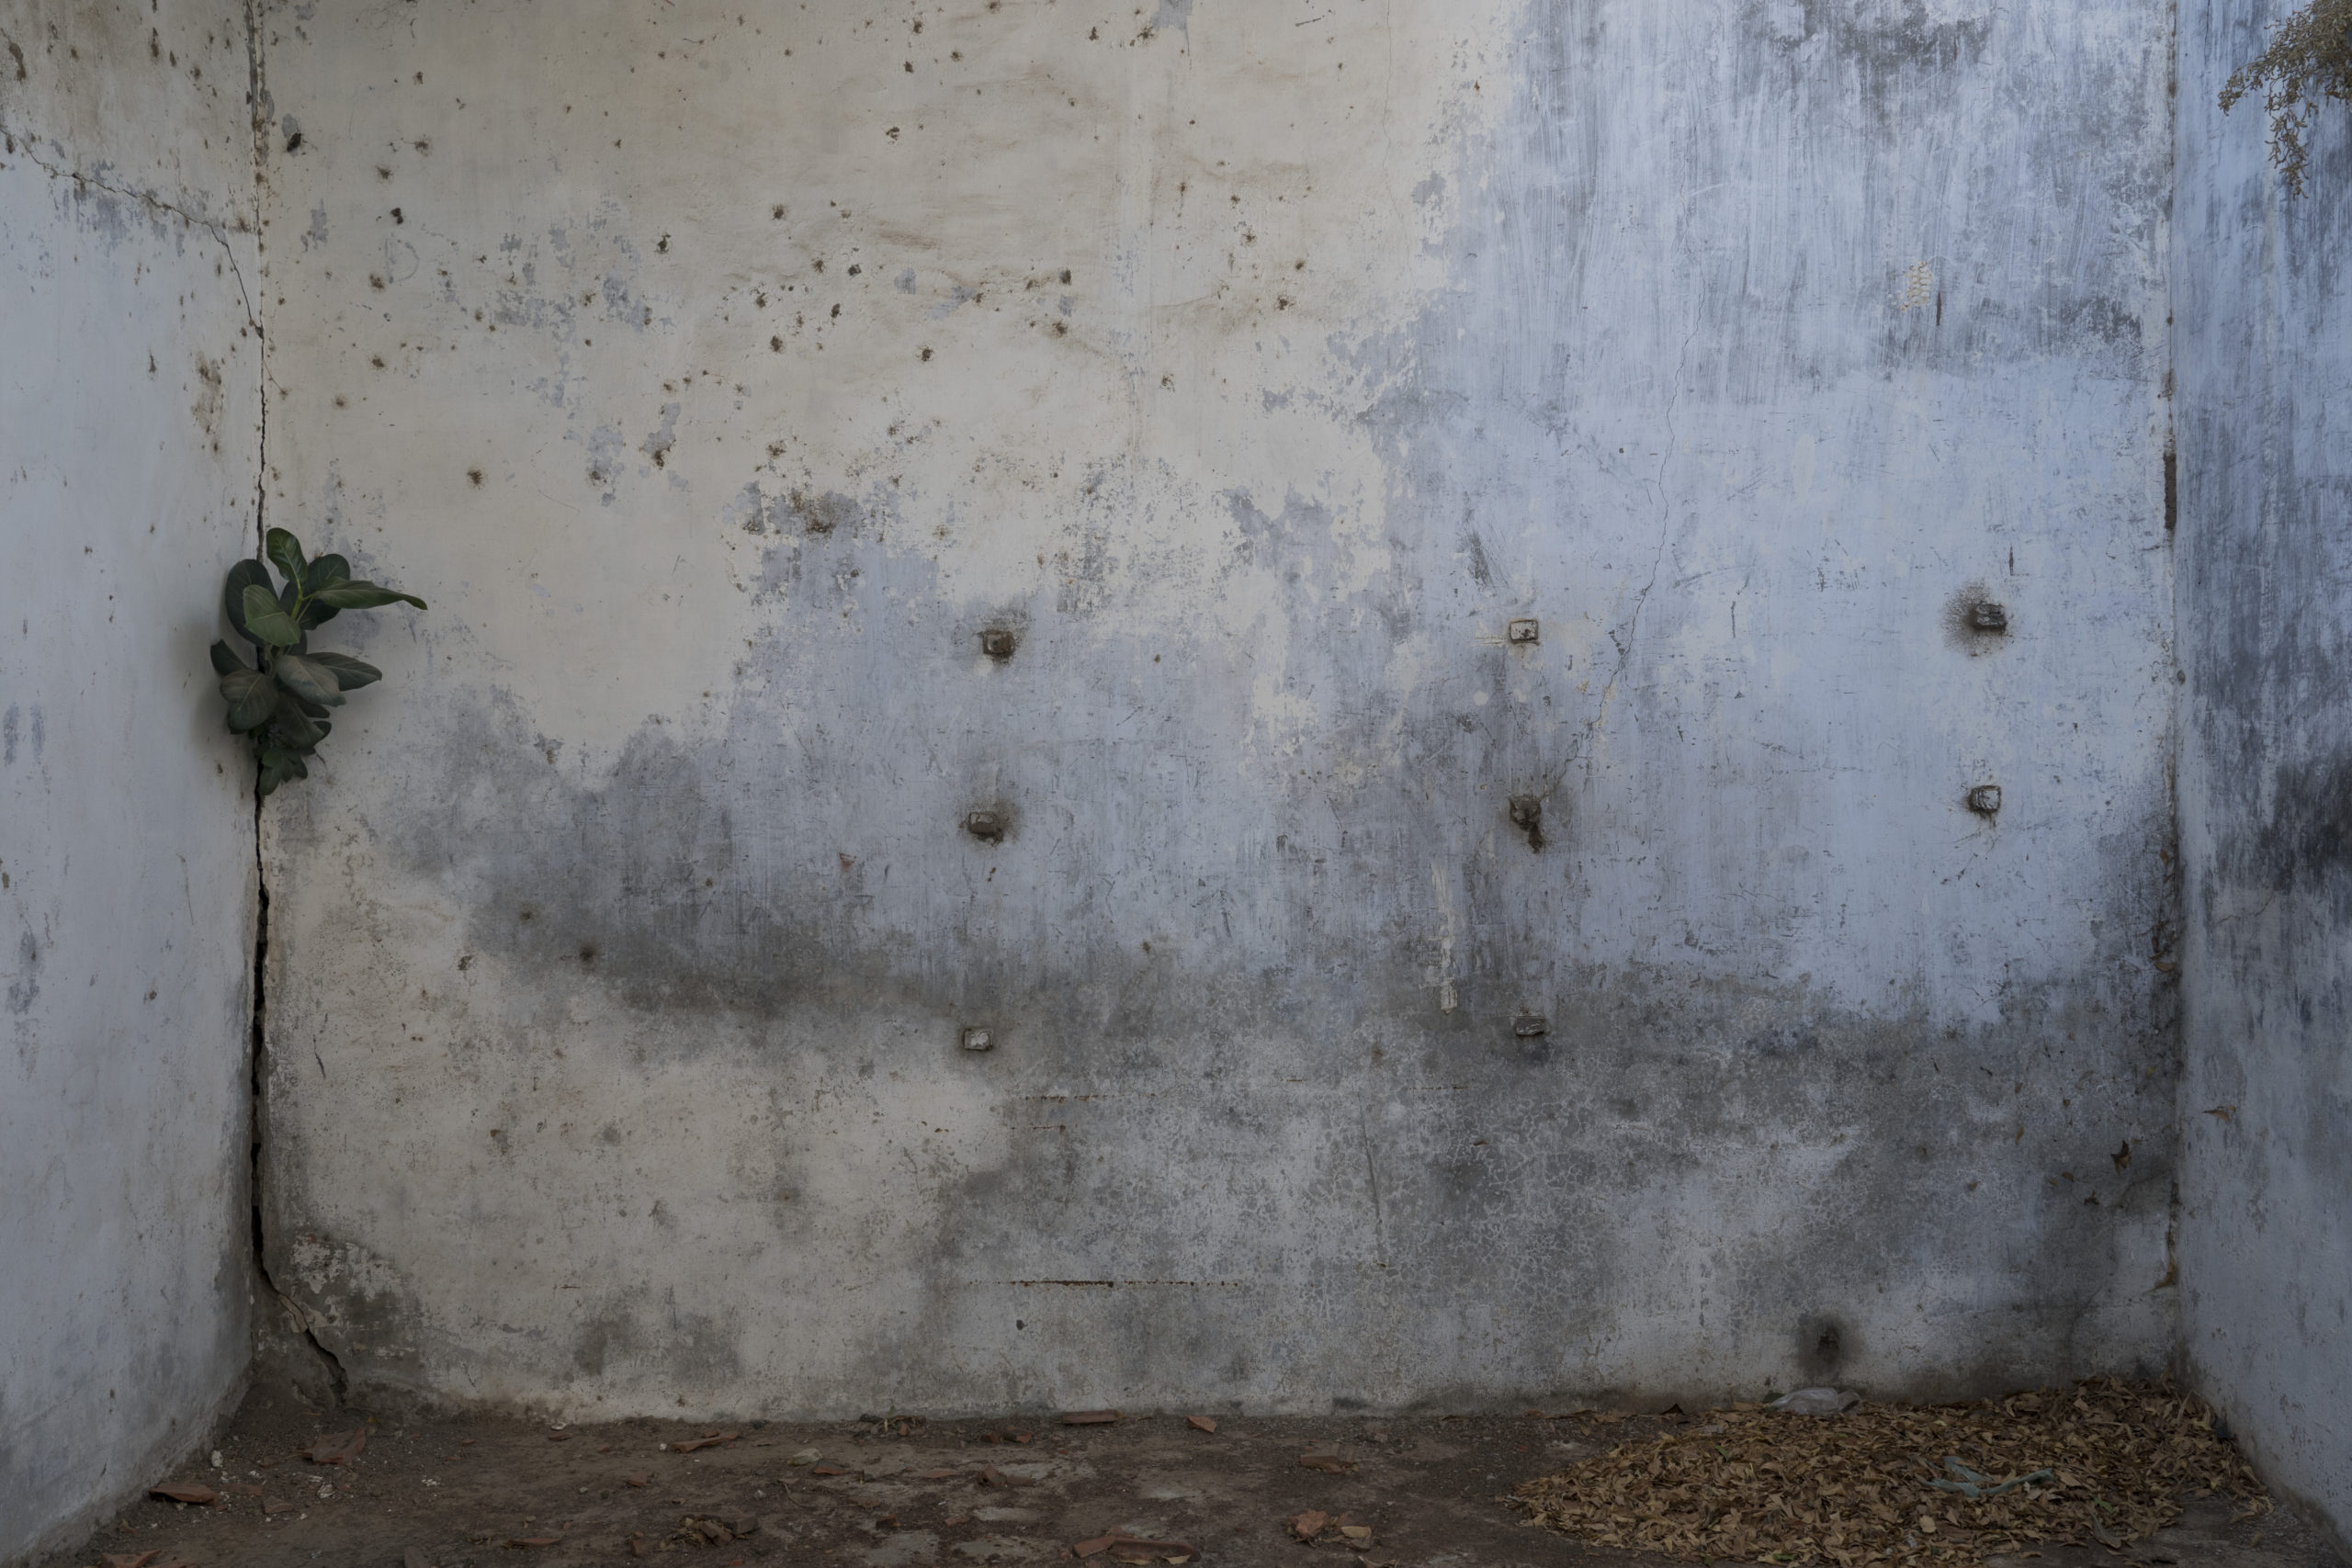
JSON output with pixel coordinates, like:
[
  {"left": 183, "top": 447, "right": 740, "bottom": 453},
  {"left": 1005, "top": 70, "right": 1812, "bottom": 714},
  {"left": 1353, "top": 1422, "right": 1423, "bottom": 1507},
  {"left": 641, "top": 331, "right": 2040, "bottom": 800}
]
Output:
[
  {"left": 0, "top": 3, "right": 261, "bottom": 1561},
  {"left": 256, "top": 0, "right": 2181, "bottom": 1416},
  {"left": 2176, "top": 0, "right": 2352, "bottom": 1547}
]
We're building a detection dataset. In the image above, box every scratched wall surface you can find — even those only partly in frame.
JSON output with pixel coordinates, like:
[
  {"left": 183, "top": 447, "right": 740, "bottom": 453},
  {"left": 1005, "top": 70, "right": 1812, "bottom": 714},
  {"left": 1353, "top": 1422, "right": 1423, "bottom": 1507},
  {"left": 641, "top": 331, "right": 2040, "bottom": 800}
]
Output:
[
  {"left": 2177, "top": 0, "right": 2352, "bottom": 1546},
  {"left": 254, "top": 0, "right": 2181, "bottom": 1418},
  {"left": 0, "top": 2, "right": 260, "bottom": 1562}
]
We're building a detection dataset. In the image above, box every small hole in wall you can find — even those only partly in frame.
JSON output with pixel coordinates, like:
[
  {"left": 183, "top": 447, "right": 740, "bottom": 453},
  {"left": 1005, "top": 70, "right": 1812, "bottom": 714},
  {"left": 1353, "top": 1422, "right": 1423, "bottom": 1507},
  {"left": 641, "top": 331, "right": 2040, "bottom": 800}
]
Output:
[
  {"left": 468, "top": 468, "right": 484, "bottom": 486},
  {"left": 578, "top": 944, "right": 597, "bottom": 965}
]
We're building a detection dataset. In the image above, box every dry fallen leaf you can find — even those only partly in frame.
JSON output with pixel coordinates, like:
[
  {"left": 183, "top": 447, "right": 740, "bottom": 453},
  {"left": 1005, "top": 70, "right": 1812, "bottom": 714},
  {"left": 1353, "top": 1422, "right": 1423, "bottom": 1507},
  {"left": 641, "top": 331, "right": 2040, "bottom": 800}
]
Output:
[
  {"left": 811, "top": 1466, "right": 848, "bottom": 1477},
  {"left": 1299, "top": 1452, "right": 1354, "bottom": 1473},
  {"left": 302, "top": 1428, "right": 368, "bottom": 1466},
  {"left": 505, "top": 1536, "right": 562, "bottom": 1549},
  {"left": 1073, "top": 1536, "right": 1121, "bottom": 1559},
  {"left": 1514, "top": 1378, "right": 2267, "bottom": 1567},
  {"left": 622, "top": 1473, "right": 648, "bottom": 1488},
  {"left": 1340, "top": 1525, "right": 1374, "bottom": 1544},
  {"left": 671, "top": 1430, "right": 740, "bottom": 1453},
  {"left": 1293, "top": 1509, "right": 1332, "bottom": 1541},
  {"left": 146, "top": 1483, "right": 217, "bottom": 1506},
  {"left": 1186, "top": 1416, "right": 1217, "bottom": 1434},
  {"left": 1063, "top": 1410, "right": 1124, "bottom": 1425}
]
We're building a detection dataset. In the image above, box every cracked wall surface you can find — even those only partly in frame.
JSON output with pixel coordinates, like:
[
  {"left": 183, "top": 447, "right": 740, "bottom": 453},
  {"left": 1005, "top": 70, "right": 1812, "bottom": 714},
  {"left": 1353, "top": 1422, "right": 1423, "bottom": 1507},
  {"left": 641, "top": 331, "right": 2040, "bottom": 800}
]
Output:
[
  {"left": 0, "top": 2, "right": 262, "bottom": 1562},
  {"left": 252, "top": 0, "right": 2183, "bottom": 1419},
  {"left": 2177, "top": 0, "right": 2352, "bottom": 1547}
]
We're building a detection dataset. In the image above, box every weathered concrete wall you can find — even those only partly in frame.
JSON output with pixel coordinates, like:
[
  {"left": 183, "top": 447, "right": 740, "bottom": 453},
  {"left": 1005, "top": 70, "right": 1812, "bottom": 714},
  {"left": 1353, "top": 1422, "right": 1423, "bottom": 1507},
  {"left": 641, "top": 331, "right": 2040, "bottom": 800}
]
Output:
[
  {"left": 2176, "top": 0, "right": 2352, "bottom": 1546},
  {"left": 256, "top": 0, "right": 2181, "bottom": 1418},
  {"left": 0, "top": 3, "right": 260, "bottom": 1561}
]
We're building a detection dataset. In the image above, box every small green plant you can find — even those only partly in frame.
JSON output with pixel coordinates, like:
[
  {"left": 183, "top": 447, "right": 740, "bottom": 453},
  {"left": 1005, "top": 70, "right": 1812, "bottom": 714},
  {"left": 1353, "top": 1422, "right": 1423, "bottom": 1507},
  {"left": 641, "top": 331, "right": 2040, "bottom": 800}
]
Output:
[
  {"left": 211, "top": 528, "right": 425, "bottom": 795},
  {"left": 2221, "top": 0, "right": 2352, "bottom": 196}
]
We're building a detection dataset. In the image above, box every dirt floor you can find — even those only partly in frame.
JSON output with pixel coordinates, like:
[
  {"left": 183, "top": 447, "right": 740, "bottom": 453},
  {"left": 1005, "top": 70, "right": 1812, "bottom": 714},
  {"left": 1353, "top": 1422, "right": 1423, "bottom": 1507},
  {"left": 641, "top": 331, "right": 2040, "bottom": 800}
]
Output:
[{"left": 68, "top": 1386, "right": 2346, "bottom": 1568}]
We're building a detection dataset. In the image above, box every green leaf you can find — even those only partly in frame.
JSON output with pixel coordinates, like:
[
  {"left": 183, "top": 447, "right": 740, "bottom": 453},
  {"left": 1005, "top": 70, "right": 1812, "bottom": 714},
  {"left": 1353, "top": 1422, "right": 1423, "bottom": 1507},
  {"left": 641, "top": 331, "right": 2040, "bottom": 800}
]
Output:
[
  {"left": 241, "top": 584, "right": 301, "bottom": 648},
  {"left": 310, "top": 581, "right": 427, "bottom": 612},
  {"left": 272, "top": 651, "right": 347, "bottom": 708},
  {"left": 255, "top": 745, "right": 309, "bottom": 795},
  {"left": 219, "top": 668, "right": 280, "bottom": 732},
  {"left": 209, "top": 640, "right": 249, "bottom": 676},
  {"left": 306, "top": 651, "right": 383, "bottom": 691},
  {"left": 269, "top": 702, "right": 327, "bottom": 750},
  {"left": 223, "top": 559, "right": 275, "bottom": 642},
  {"left": 288, "top": 694, "right": 333, "bottom": 720},
  {"left": 265, "top": 528, "right": 308, "bottom": 592},
  {"left": 300, "top": 554, "right": 352, "bottom": 627}
]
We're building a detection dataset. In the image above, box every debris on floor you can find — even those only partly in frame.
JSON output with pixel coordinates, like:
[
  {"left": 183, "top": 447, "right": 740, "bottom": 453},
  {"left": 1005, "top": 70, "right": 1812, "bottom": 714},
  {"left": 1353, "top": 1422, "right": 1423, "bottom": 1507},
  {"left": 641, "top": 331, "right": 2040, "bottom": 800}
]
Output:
[
  {"left": 1512, "top": 1379, "right": 2269, "bottom": 1565},
  {"left": 69, "top": 1382, "right": 2335, "bottom": 1568}
]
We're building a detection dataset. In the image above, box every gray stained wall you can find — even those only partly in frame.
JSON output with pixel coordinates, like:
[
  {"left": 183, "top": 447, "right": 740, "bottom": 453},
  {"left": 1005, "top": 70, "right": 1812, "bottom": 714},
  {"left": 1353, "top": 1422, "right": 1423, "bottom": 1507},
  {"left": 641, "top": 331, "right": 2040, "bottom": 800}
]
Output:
[
  {"left": 2177, "top": 0, "right": 2352, "bottom": 1546},
  {"left": 253, "top": 0, "right": 2182, "bottom": 1420},
  {"left": 0, "top": 1, "right": 261, "bottom": 1562}
]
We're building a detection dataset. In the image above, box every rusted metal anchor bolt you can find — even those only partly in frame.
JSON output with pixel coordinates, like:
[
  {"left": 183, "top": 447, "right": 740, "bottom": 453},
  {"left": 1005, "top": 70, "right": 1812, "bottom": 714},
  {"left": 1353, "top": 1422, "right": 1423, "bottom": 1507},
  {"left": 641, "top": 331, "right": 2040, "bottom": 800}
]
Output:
[
  {"left": 964, "top": 809, "right": 1007, "bottom": 842},
  {"left": 979, "top": 627, "right": 1018, "bottom": 660},
  {"left": 1967, "top": 784, "right": 2003, "bottom": 817},
  {"left": 1970, "top": 603, "right": 2009, "bottom": 633}
]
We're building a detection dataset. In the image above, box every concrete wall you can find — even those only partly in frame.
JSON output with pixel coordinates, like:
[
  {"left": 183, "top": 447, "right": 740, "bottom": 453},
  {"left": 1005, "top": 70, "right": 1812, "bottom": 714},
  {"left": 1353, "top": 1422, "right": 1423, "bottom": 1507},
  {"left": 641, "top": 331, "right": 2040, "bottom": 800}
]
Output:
[
  {"left": 254, "top": 0, "right": 2182, "bottom": 1418},
  {"left": 0, "top": 2, "right": 260, "bottom": 1561},
  {"left": 2176, "top": 0, "right": 2352, "bottom": 1545}
]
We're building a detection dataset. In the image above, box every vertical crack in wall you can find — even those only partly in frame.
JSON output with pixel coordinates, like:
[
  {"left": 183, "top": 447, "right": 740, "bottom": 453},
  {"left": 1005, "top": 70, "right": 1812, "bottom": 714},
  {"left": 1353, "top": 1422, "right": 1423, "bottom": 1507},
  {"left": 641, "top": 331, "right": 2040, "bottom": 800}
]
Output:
[
  {"left": 236, "top": 0, "right": 344, "bottom": 1406},
  {"left": 2159, "top": 0, "right": 2188, "bottom": 1314}
]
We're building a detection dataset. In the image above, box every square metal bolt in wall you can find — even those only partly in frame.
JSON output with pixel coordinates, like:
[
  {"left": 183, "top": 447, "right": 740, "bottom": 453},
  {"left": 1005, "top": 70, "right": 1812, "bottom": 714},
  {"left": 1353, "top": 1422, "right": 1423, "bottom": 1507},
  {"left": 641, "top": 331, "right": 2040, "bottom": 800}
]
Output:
[
  {"left": 1968, "top": 784, "right": 2002, "bottom": 817},
  {"left": 1507, "top": 617, "right": 1540, "bottom": 644},
  {"left": 979, "top": 627, "right": 1018, "bottom": 660},
  {"left": 964, "top": 810, "right": 1006, "bottom": 842},
  {"left": 1512, "top": 1014, "right": 1549, "bottom": 1038},
  {"left": 1970, "top": 603, "right": 2009, "bottom": 633},
  {"left": 961, "top": 1027, "right": 994, "bottom": 1052}
]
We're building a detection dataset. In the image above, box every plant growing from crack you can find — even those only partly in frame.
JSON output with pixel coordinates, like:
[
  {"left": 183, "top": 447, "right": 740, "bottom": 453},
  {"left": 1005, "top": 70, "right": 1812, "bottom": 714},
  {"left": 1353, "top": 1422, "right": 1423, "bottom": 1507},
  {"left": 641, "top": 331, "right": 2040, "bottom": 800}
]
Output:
[
  {"left": 211, "top": 528, "right": 425, "bottom": 795},
  {"left": 2222, "top": 0, "right": 2352, "bottom": 195}
]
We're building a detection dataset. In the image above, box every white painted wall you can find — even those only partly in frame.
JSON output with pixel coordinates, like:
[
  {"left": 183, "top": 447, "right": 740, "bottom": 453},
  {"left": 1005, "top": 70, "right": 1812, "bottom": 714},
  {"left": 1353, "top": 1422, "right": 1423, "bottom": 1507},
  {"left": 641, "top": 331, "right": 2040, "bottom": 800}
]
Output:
[
  {"left": 0, "top": 2, "right": 261, "bottom": 1562},
  {"left": 251, "top": 0, "right": 2184, "bottom": 1420},
  {"left": 2177, "top": 0, "right": 2352, "bottom": 1548}
]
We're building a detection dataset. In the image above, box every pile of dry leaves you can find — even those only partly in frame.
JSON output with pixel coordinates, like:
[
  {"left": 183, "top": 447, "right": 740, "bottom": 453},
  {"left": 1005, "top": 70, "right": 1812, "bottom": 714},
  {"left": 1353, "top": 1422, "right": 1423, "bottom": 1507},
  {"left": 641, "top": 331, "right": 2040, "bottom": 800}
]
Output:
[{"left": 1512, "top": 1379, "right": 2267, "bottom": 1565}]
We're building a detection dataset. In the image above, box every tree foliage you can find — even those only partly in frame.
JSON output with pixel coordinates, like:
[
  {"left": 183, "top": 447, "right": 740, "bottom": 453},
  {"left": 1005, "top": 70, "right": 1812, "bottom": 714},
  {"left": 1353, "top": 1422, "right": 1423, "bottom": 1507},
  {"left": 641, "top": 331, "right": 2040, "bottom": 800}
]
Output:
[
  {"left": 210, "top": 529, "right": 425, "bottom": 795},
  {"left": 2222, "top": 0, "right": 2352, "bottom": 196}
]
